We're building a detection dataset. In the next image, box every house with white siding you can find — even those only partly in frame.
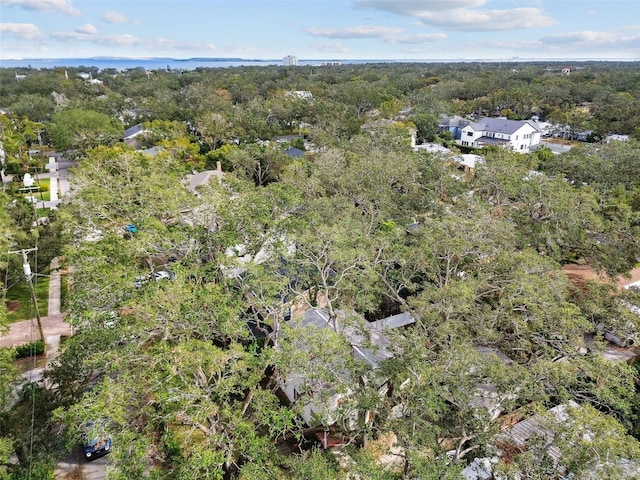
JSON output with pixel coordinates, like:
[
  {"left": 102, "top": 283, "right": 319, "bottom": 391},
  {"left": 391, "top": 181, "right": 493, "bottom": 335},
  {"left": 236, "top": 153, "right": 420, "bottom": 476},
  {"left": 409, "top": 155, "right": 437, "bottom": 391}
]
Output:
[{"left": 457, "top": 117, "right": 541, "bottom": 153}]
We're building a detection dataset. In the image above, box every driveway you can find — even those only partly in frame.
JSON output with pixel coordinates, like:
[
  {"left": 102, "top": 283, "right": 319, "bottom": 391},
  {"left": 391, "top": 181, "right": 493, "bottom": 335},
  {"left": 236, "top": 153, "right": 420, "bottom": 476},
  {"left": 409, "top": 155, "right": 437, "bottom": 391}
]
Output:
[{"left": 539, "top": 140, "right": 573, "bottom": 154}]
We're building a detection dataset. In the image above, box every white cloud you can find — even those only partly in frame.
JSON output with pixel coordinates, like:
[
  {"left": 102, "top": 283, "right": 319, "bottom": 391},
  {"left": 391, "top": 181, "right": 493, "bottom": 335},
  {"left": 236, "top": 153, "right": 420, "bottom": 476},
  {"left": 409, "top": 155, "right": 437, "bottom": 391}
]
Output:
[
  {"left": 101, "top": 10, "right": 137, "bottom": 25},
  {"left": 480, "top": 27, "right": 640, "bottom": 58},
  {"left": 0, "top": 22, "right": 43, "bottom": 40},
  {"left": 151, "top": 37, "right": 213, "bottom": 51},
  {"left": 306, "top": 24, "right": 446, "bottom": 45},
  {"left": 356, "top": 0, "right": 486, "bottom": 14},
  {"left": 423, "top": 7, "right": 555, "bottom": 31},
  {"left": 306, "top": 25, "right": 405, "bottom": 39},
  {"left": 49, "top": 29, "right": 220, "bottom": 53},
  {"left": 393, "top": 33, "right": 447, "bottom": 44},
  {"left": 96, "top": 34, "right": 140, "bottom": 47},
  {"left": 539, "top": 30, "right": 640, "bottom": 49},
  {"left": 354, "top": 0, "right": 556, "bottom": 31},
  {"left": 75, "top": 23, "right": 97, "bottom": 35},
  {"left": 311, "top": 42, "right": 349, "bottom": 53},
  {"left": 52, "top": 31, "right": 139, "bottom": 45},
  {"left": 1, "top": 0, "right": 80, "bottom": 16}
]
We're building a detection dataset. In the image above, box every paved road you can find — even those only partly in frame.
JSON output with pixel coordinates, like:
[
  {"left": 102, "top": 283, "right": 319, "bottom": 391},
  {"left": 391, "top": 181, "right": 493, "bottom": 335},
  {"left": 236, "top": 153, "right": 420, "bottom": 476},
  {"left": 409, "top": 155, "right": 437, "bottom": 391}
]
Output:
[
  {"left": 55, "top": 446, "right": 110, "bottom": 480},
  {"left": 56, "top": 157, "right": 75, "bottom": 197}
]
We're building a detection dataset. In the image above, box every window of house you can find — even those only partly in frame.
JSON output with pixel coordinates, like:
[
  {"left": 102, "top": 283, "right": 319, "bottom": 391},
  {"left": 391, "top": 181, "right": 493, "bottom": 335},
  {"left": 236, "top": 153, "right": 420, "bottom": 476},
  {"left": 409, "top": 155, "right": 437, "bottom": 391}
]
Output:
[{"left": 467, "top": 131, "right": 473, "bottom": 136}]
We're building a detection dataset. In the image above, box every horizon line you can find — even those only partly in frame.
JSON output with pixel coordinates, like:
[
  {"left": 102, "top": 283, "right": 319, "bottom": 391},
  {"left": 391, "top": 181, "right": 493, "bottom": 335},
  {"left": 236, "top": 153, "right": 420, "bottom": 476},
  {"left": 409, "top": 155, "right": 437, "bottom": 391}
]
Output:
[{"left": 2, "top": 56, "right": 638, "bottom": 63}]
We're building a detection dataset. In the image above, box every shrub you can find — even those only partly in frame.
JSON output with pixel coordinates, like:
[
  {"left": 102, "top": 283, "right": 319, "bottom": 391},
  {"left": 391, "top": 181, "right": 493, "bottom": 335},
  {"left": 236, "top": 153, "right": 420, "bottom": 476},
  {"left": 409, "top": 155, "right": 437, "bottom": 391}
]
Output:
[{"left": 14, "top": 340, "right": 45, "bottom": 358}]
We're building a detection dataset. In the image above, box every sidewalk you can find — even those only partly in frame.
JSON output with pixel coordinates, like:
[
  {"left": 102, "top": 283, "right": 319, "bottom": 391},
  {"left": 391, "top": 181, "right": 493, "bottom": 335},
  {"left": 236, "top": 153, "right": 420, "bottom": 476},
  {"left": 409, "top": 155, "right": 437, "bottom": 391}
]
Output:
[
  {"left": 0, "top": 257, "right": 71, "bottom": 349},
  {"left": 1, "top": 169, "right": 67, "bottom": 350},
  {"left": 3, "top": 258, "right": 70, "bottom": 409}
]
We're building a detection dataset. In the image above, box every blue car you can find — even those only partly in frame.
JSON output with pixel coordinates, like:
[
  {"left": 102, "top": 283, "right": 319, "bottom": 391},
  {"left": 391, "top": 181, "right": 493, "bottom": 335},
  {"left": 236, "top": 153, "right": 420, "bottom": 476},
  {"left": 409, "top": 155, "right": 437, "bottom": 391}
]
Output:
[
  {"left": 125, "top": 224, "right": 138, "bottom": 233},
  {"left": 81, "top": 422, "right": 112, "bottom": 460}
]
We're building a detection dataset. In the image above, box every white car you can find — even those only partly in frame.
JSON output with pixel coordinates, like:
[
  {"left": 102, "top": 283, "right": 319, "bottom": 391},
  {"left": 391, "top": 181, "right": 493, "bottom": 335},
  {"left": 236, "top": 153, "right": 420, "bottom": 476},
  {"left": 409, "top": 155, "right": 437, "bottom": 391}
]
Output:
[
  {"left": 154, "top": 270, "right": 172, "bottom": 281},
  {"left": 134, "top": 270, "right": 174, "bottom": 288}
]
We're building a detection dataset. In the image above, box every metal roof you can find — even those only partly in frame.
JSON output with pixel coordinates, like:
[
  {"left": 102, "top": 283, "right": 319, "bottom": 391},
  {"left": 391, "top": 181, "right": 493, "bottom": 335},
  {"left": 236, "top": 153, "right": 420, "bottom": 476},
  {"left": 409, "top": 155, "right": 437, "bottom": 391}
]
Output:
[{"left": 494, "top": 403, "right": 575, "bottom": 465}]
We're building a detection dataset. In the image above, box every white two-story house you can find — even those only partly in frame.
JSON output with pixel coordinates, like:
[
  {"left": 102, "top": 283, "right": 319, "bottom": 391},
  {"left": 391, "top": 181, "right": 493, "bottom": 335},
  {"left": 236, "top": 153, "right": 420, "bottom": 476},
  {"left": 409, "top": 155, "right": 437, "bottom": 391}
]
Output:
[{"left": 457, "top": 117, "right": 541, "bottom": 153}]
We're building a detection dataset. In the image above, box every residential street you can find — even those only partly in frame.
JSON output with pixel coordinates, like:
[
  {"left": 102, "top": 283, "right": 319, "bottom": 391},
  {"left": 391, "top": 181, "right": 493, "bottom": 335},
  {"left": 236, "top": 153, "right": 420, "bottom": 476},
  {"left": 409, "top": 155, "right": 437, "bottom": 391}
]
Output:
[
  {"left": 55, "top": 447, "right": 110, "bottom": 480},
  {"left": 2, "top": 164, "right": 108, "bottom": 479},
  {"left": 55, "top": 446, "right": 109, "bottom": 480},
  {"left": 3, "top": 258, "right": 109, "bottom": 479}
]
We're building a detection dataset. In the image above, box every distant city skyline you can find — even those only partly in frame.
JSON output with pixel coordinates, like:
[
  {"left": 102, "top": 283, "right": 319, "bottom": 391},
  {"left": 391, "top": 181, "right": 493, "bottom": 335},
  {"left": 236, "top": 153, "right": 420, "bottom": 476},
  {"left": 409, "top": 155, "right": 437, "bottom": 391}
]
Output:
[{"left": 1, "top": 0, "right": 639, "bottom": 61}]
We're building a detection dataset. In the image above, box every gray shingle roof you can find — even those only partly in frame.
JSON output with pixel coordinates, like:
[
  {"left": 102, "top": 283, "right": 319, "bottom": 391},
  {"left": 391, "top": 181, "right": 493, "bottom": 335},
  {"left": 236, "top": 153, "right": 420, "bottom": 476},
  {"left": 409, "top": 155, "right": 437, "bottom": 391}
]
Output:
[
  {"left": 122, "top": 123, "right": 145, "bottom": 139},
  {"left": 289, "top": 308, "right": 414, "bottom": 368},
  {"left": 285, "top": 147, "right": 305, "bottom": 158},
  {"left": 469, "top": 117, "right": 540, "bottom": 135}
]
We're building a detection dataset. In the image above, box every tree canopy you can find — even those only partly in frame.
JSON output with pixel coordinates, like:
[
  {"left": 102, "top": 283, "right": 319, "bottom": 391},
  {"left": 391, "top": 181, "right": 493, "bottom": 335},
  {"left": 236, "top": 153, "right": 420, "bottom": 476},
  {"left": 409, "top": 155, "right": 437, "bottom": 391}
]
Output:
[{"left": 1, "top": 61, "right": 640, "bottom": 479}]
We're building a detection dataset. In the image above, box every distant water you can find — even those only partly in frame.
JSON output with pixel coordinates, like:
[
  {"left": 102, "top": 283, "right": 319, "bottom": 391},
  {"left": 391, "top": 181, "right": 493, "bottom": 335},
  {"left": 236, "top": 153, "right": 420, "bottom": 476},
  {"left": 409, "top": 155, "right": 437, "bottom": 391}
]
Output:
[
  {"left": 0, "top": 57, "right": 411, "bottom": 71},
  {"left": 2, "top": 57, "right": 631, "bottom": 71}
]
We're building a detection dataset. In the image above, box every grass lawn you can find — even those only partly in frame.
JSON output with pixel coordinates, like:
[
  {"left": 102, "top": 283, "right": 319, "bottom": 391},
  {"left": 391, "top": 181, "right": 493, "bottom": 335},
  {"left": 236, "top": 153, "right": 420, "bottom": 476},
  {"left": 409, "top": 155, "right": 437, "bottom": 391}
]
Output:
[
  {"left": 14, "top": 354, "right": 47, "bottom": 374},
  {"left": 5, "top": 276, "right": 50, "bottom": 323},
  {"left": 21, "top": 179, "right": 51, "bottom": 202}
]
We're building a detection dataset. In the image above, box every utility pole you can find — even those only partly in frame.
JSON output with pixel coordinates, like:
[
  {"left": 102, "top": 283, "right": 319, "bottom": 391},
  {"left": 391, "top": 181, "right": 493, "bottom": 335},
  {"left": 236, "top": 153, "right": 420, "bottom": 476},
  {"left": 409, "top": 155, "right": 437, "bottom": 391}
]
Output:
[
  {"left": 7, "top": 247, "right": 44, "bottom": 343},
  {"left": 0, "top": 140, "right": 6, "bottom": 187}
]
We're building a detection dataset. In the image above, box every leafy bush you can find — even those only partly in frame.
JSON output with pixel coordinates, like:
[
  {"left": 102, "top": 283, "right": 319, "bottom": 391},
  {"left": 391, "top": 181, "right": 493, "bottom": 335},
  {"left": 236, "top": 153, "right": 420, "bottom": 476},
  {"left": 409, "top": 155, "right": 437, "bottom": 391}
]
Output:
[{"left": 14, "top": 340, "right": 45, "bottom": 359}]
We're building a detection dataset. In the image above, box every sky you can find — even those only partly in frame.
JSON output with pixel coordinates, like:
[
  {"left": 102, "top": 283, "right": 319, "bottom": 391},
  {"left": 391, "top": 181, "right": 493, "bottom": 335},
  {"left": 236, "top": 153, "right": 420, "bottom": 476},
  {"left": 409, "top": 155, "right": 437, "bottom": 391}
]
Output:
[{"left": 0, "top": 0, "right": 639, "bottom": 60}]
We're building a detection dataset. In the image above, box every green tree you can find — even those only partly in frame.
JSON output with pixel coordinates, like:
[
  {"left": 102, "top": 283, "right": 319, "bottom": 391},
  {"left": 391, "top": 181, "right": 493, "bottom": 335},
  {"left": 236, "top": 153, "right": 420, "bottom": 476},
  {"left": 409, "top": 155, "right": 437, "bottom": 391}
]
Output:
[
  {"left": 47, "top": 108, "right": 123, "bottom": 152},
  {"left": 495, "top": 403, "right": 640, "bottom": 480},
  {"left": 227, "top": 144, "right": 291, "bottom": 186},
  {"left": 195, "top": 112, "right": 235, "bottom": 151},
  {"left": 63, "top": 145, "right": 197, "bottom": 231},
  {"left": 411, "top": 111, "right": 439, "bottom": 143},
  {"left": 282, "top": 448, "right": 345, "bottom": 480}
]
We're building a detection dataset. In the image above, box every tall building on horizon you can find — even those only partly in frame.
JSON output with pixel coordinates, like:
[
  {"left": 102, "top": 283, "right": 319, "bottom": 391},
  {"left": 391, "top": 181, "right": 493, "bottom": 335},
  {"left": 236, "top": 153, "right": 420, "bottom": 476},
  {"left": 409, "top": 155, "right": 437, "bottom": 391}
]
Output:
[{"left": 283, "top": 55, "right": 298, "bottom": 66}]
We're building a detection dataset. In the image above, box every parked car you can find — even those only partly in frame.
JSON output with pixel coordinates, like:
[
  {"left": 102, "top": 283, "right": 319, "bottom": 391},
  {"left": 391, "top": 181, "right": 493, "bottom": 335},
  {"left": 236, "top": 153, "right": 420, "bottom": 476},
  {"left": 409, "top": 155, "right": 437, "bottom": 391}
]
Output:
[
  {"left": 81, "top": 421, "right": 112, "bottom": 460},
  {"left": 154, "top": 270, "right": 172, "bottom": 281},
  {"left": 123, "top": 224, "right": 138, "bottom": 239},
  {"left": 133, "top": 270, "right": 174, "bottom": 288}
]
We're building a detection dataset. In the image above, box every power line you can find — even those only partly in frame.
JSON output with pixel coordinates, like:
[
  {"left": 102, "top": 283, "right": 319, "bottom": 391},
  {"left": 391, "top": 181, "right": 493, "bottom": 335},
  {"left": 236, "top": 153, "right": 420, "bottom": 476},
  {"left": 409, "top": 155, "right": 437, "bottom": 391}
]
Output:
[{"left": 7, "top": 247, "right": 44, "bottom": 343}]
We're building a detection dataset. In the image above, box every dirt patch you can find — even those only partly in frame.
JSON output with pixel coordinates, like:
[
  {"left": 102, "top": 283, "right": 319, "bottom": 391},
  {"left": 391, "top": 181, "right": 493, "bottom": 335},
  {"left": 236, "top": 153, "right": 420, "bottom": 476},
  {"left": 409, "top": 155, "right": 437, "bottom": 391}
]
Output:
[
  {"left": 543, "top": 137, "right": 580, "bottom": 147},
  {"left": 561, "top": 264, "right": 609, "bottom": 286},
  {"left": 5, "top": 300, "right": 20, "bottom": 314},
  {"left": 561, "top": 264, "right": 640, "bottom": 290},
  {"left": 619, "top": 267, "right": 640, "bottom": 288},
  {"left": 59, "top": 465, "right": 84, "bottom": 480},
  {"left": 14, "top": 355, "right": 47, "bottom": 374}
]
